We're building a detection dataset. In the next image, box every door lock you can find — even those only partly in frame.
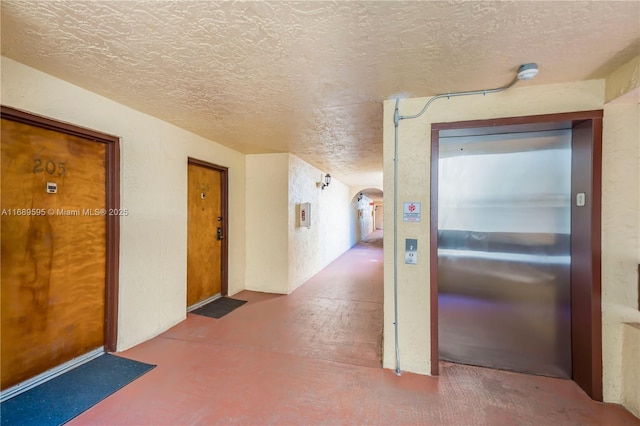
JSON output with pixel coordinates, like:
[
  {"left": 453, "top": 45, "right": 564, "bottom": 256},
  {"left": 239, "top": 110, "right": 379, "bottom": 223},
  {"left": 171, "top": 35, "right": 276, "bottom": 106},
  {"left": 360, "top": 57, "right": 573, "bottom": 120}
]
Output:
[{"left": 217, "top": 227, "right": 223, "bottom": 240}]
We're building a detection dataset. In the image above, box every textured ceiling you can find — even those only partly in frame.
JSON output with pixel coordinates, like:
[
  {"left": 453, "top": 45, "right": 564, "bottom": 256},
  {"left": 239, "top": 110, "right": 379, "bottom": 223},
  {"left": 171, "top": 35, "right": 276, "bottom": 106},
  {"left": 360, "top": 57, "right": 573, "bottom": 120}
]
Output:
[{"left": 2, "top": 1, "right": 639, "bottom": 188}]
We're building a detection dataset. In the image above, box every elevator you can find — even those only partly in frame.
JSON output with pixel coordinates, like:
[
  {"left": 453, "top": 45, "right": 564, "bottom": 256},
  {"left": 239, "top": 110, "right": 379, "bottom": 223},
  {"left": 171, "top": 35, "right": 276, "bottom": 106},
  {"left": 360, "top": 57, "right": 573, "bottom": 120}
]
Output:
[{"left": 437, "top": 127, "right": 572, "bottom": 378}]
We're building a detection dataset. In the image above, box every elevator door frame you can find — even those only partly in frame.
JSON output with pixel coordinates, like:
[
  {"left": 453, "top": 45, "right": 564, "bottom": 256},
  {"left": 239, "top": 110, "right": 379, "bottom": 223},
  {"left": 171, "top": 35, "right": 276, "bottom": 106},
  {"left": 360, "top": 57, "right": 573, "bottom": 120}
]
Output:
[
  {"left": 1, "top": 105, "right": 121, "bottom": 353},
  {"left": 430, "top": 110, "right": 603, "bottom": 401}
]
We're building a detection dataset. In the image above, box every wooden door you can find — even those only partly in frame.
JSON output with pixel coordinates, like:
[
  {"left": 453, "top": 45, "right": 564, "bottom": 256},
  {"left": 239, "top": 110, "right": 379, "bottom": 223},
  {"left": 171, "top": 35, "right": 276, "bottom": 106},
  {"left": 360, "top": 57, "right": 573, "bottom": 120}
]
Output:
[
  {"left": 187, "top": 162, "right": 224, "bottom": 307},
  {"left": 1, "top": 118, "right": 107, "bottom": 390}
]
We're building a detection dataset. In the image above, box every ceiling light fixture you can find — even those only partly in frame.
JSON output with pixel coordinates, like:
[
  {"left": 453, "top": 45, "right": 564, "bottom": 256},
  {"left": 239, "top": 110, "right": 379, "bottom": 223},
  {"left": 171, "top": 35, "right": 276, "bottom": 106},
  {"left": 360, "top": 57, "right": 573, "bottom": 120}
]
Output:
[{"left": 516, "top": 63, "right": 539, "bottom": 80}]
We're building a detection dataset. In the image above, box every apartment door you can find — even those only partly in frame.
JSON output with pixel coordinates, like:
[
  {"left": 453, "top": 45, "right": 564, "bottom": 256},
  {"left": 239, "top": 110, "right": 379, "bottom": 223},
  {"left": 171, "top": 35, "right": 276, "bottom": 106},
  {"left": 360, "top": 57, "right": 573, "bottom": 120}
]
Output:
[
  {"left": 186, "top": 159, "right": 228, "bottom": 308},
  {"left": 1, "top": 116, "right": 110, "bottom": 390}
]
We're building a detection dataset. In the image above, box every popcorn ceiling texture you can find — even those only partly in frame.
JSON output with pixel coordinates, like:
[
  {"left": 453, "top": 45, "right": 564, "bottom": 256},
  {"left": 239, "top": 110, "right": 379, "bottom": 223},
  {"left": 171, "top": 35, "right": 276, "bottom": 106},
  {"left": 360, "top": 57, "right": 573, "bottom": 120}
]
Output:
[{"left": 1, "top": 1, "right": 639, "bottom": 187}]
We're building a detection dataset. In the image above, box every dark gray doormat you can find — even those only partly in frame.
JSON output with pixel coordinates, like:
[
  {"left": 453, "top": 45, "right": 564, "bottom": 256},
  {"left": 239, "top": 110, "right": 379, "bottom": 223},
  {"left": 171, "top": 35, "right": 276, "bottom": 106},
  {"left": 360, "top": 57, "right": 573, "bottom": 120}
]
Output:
[
  {"left": 191, "top": 297, "right": 247, "bottom": 319},
  {"left": 0, "top": 353, "right": 155, "bottom": 426}
]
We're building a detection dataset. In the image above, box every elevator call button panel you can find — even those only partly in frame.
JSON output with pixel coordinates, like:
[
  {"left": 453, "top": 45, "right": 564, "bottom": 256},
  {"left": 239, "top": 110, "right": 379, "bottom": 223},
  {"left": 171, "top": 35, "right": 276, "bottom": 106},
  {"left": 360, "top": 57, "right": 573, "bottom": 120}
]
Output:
[{"left": 405, "top": 239, "right": 418, "bottom": 265}]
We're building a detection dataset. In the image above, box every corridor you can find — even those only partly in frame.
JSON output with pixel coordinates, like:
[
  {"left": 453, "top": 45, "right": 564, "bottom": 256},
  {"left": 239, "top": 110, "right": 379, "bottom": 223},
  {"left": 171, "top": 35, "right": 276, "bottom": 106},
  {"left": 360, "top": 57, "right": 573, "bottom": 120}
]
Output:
[{"left": 70, "top": 231, "right": 637, "bottom": 425}]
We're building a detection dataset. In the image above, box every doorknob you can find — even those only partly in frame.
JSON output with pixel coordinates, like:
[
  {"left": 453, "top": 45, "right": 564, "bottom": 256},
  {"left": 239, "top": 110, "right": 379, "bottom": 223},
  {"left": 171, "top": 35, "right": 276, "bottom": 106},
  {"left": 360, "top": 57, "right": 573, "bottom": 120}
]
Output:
[{"left": 217, "top": 227, "right": 223, "bottom": 241}]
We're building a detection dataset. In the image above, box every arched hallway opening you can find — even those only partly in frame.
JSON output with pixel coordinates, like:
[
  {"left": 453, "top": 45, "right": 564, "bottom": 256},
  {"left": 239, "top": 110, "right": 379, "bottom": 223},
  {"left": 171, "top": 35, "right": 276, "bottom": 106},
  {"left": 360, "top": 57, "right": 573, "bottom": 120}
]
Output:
[
  {"left": 70, "top": 231, "right": 636, "bottom": 425},
  {"left": 352, "top": 188, "right": 383, "bottom": 245}
]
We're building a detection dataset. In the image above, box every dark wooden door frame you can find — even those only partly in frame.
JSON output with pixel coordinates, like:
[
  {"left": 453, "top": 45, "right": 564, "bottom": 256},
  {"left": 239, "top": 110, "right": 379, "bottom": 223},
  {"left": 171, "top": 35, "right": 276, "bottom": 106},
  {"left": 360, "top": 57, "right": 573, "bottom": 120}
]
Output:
[
  {"left": 430, "top": 110, "right": 604, "bottom": 401},
  {"left": 1, "top": 105, "right": 121, "bottom": 352},
  {"left": 187, "top": 157, "right": 229, "bottom": 296}
]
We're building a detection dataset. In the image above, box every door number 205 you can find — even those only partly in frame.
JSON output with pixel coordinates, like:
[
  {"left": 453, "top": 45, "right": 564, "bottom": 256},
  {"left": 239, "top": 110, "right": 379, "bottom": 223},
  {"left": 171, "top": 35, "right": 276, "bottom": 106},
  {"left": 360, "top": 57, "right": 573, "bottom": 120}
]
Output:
[{"left": 33, "top": 159, "right": 66, "bottom": 176}]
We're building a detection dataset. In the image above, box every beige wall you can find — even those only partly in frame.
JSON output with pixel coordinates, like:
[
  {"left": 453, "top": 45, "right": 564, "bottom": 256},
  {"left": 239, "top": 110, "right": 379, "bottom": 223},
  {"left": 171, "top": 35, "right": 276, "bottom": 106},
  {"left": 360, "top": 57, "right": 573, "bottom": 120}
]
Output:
[
  {"left": 602, "top": 55, "right": 640, "bottom": 409},
  {"left": 605, "top": 56, "right": 639, "bottom": 104},
  {"left": 1, "top": 57, "right": 248, "bottom": 351},
  {"left": 245, "top": 153, "right": 354, "bottom": 294},
  {"left": 245, "top": 153, "right": 290, "bottom": 294},
  {"left": 602, "top": 100, "right": 640, "bottom": 403},
  {"left": 288, "top": 155, "right": 353, "bottom": 292},
  {"left": 382, "top": 79, "right": 605, "bottom": 376},
  {"left": 622, "top": 323, "right": 640, "bottom": 418}
]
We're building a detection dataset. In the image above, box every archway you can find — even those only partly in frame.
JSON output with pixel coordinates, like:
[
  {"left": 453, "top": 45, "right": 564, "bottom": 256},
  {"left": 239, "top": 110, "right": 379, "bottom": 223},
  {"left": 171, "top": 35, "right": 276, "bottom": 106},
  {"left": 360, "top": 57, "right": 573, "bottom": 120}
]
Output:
[{"left": 351, "top": 188, "right": 383, "bottom": 243}]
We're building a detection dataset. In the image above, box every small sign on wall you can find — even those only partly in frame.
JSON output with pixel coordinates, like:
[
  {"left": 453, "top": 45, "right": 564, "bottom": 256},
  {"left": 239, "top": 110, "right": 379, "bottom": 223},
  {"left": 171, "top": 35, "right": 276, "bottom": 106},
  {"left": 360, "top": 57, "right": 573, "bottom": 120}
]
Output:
[
  {"left": 300, "top": 202, "right": 311, "bottom": 228},
  {"left": 403, "top": 202, "right": 421, "bottom": 222}
]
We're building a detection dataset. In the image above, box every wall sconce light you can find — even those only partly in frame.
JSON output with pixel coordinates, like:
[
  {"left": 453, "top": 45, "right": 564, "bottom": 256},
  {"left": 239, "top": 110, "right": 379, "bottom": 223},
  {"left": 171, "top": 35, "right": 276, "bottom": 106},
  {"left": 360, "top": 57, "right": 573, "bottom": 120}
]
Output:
[{"left": 320, "top": 174, "right": 331, "bottom": 190}]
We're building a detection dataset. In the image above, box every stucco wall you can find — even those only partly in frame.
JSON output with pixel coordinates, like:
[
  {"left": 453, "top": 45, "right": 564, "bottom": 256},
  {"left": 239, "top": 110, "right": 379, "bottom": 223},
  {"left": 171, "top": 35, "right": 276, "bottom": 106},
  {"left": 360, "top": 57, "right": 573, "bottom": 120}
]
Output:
[
  {"left": 288, "top": 155, "right": 352, "bottom": 293},
  {"left": 601, "top": 101, "right": 640, "bottom": 402},
  {"left": 605, "top": 55, "right": 639, "bottom": 103},
  {"left": 622, "top": 323, "right": 640, "bottom": 418},
  {"left": 245, "top": 153, "right": 290, "bottom": 294},
  {"left": 602, "top": 55, "right": 640, "bottom": 409},
  {"left": 382, "top": 79, "right": 605, "bottom": 376},
  {"left": 1, "top": 57, "right": 247, "bottom": 351},
  {"left": 245, "top": 153, "right": 353, "bottom": 294}
]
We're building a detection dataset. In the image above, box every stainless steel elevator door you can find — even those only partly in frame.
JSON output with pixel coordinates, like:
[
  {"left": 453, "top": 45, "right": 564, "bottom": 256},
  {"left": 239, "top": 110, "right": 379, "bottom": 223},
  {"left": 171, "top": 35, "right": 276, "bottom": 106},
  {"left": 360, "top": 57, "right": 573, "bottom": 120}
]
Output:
[{"left": 438, "top": 129, "right": 572, "bottom": 378}]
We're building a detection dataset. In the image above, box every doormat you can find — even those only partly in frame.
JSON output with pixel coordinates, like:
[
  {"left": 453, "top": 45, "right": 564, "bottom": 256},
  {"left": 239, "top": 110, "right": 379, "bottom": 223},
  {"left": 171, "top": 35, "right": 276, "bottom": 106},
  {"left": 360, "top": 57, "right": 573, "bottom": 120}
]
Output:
[
  {"left": 0, "top": 353, "right": 155, "bottom": 426},
  {"left": 191, "top": 297, "right": 247, "bottom": 319}
]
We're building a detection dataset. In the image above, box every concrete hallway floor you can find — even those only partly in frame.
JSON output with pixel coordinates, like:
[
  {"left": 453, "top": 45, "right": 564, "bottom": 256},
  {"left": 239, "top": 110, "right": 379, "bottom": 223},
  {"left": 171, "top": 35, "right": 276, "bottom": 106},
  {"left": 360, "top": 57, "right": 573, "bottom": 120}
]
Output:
[{"left": 71, "top": 230, "right": 639, "bottom": 425}]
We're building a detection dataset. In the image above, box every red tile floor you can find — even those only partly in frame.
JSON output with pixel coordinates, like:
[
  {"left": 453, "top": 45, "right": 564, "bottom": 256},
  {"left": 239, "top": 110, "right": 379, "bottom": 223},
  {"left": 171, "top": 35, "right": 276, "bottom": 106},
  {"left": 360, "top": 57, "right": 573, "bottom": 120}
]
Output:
[{"left": 71, "top": 231, "right": 639, "bottom": 425}]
